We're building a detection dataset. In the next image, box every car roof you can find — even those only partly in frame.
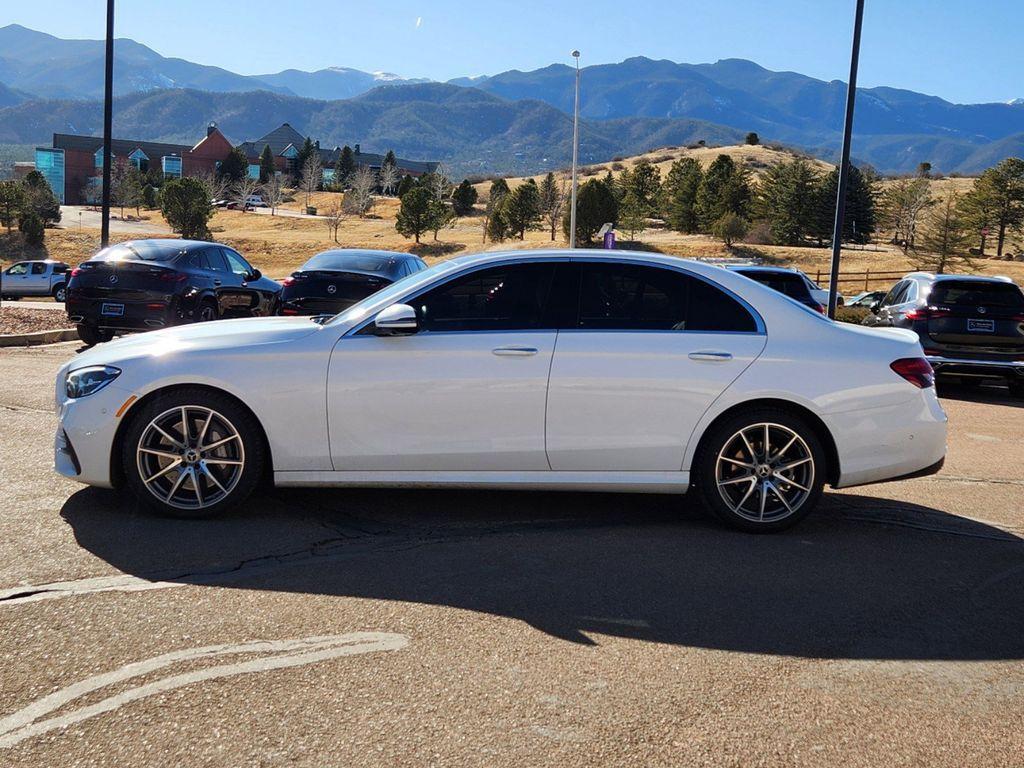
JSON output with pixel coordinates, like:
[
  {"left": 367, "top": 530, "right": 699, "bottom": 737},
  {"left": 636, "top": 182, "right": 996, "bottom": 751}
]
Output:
[
  {"left": 905, "top": 272, "right": 1014, "bottom": 284},
  {"left": 723, "top": 264, "right": 802, "bottom": 275}
]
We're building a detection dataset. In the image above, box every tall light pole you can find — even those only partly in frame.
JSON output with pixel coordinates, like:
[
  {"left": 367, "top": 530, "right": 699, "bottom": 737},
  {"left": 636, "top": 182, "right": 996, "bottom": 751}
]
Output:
[
  {"left": 568, "top": 50, "right": 581, "bottom": 249},
  {"left": 100, "top": 0, "right": 115, "bottom": 248},
  {"left": 826, "top": 0, "right": 866, "bottom": 318}
]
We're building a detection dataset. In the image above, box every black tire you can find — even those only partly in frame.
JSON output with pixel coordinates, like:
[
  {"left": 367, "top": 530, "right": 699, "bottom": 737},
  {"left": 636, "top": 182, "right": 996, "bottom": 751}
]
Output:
[
  {"left": 2, "top": 295, "right": 20, "bottom": 301},
  {"left": 52, "top": 283, "right": 67, "bottom": 303},
  {"left": 693, "top": 407, "right": 827, "bottom": 533},
  {"left": 76, "top": 323, "right": 113, "bottom": 347},
  {"left": 121, "top": 387, "right": 266, "bottom": 519},
  {"left": 196, "top": 299, "right": 218, "bottom": 323}
]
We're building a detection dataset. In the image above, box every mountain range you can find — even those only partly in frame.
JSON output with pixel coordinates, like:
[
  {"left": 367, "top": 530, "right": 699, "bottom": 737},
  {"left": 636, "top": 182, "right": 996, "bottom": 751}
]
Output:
[{"left": 0, "top": 23, "right": 1022, "bottom": 176}]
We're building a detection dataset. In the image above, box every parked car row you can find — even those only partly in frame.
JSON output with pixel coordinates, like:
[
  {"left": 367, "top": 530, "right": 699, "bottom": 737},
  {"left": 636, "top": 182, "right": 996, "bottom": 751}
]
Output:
[{"left": 55, "top": 240, "right": 427, "bottom": 346}]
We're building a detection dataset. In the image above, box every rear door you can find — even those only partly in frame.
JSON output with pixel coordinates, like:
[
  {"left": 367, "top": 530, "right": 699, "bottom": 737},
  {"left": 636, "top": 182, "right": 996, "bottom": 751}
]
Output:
[
  {"left": 545, "top": 262, "right": 767, "bottom": 471},
  {"left": 925, "top": 280, "right": 1024, "bottom": 355},
  {"left": 25, "top": 262, "right": 50, "bottom": 295}
]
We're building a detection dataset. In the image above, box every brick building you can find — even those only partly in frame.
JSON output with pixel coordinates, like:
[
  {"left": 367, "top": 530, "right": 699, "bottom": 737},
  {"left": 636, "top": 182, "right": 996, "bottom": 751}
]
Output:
[{"left": 35, "top": 123, "right": 233, "bottom": 204}]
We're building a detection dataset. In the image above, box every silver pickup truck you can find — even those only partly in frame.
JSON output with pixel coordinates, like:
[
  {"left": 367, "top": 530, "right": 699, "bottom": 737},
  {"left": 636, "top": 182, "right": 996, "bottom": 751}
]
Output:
[{"left": 1, "top": 260, "right": 71, "bottom": 302}]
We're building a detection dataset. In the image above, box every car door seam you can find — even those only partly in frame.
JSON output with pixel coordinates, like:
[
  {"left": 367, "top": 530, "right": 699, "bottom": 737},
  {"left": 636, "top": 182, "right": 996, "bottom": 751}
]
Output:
[{"left": 543, "top": 330, "right": 560, "bottom": 471}]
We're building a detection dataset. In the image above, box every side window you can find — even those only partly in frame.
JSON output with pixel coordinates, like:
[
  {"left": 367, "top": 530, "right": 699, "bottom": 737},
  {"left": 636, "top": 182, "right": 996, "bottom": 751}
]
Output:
[
  {"left": 31, "top": 263, "right": 47, "bottom": 275},
  {"left": 578, "top": 263, "right": 687, "bottom": 330},
  {"left": 414, "top": 263, "right": 556, "bottom": 332},
  {"left": 6, "top": 263, "right": 27, "bottom": 276},
  {"left": 53, "top": 264, "right": 68, "bottom": 274},
  {"left": 222, "top": 249, "right": 253, "bottom": 277},
  {"left": 687, "top": 277, "right": 759, "bottom": 332},
  {"left": 903, "top": 281, "right": 918, "bottom": 303},
  {"left": 203, "top": 248, "right": 228, "bottom": 272},
  {"left": 576, "top": 263, "right": 757, "bottom": 333},
  {"left": 880, "top": 281, "right": 904, "bottom": 307}
]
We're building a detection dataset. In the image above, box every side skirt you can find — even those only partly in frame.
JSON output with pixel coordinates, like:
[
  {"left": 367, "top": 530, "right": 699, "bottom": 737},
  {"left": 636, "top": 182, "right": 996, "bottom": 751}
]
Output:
[{"left": 273, "top": 470, "right": 690, "bottom": 494}]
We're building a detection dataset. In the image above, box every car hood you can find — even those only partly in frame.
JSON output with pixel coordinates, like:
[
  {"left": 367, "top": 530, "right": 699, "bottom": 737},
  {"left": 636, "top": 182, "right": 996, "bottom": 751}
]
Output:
[{"left": 67, "top": 316, "right": 323, "bottom": 371}]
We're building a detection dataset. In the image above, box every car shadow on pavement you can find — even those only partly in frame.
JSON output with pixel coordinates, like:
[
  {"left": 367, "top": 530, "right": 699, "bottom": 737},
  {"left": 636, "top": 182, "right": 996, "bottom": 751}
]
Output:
[
  {"left": 61, "top": 486, "right": 1024, "bottom": 661},
  {"left": 938, "top": 380, "right": 1023, "bottom": 407}
]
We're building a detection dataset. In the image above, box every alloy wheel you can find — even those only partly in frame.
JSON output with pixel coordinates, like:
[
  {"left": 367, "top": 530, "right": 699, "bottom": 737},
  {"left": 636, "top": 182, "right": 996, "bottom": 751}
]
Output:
[
  {"left": 135, "top": 405, "right": 245, "bottom": 511},
  {"left": 714, "top": 422, "right": 815, "bottom": 523}
]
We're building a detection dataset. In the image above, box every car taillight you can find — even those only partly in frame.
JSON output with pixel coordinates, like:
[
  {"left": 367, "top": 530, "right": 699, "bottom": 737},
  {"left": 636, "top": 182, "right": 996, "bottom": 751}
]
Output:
[
  {"left": 281, "top": 308, "right": 298, "bottom": 315},
  {"left": 281, "top": 277, "right": 295, "bottom": 287},
  {"left": 905, "top": 306, "right": 950, "bottom": 321},
  {"left": 812, "top": 302, "right": 825, "bottom": 314},
  {"left": 159, "top": 271, "right": 188, "bottom": 282},
  {"left": 146, "top": 302, "right": 166, "bottom": 310},
  {"left": 890, "top": 357, "right": 935, "bottom": 389}
]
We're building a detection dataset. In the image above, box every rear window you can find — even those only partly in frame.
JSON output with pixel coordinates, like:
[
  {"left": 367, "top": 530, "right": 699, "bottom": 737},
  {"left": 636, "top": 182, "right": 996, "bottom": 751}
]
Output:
[
  {"left": 301, "top": 252, "right": 393, "bottom": 274},
  {"left": 929, "top": 280, "right": 1024, "bottom": 310},
  {"left": 93, "top": 242, "right": 183, "bottom": 262},
  {"left": 735, "top": 270, "right": 812, "bottom": 299}
]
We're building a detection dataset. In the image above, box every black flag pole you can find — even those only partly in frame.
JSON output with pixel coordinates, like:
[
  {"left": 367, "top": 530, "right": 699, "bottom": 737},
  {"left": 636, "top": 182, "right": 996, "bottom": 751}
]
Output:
[
  {"left": 827, "top": 0, "right": 866, "bottom": 318},
  {"left": 100, "top": 0, "right": 115, "bottom": 248}
]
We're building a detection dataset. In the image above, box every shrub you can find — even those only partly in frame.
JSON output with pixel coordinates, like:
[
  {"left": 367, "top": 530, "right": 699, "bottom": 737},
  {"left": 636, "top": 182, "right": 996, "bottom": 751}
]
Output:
[
  {"left": 711, "top": 212, "right": 749, "bottom": 246},
  {"left": 835, "top": 306, "right": 871, "bottom": 324},
  {"left": 160, "top": 177, "right": 213, "bottom": 240},
  {"left": 18, "top": 212, "right": 44, "bottom": 245},
  {"left": 743, "top": 219, "right": 774, "bottom": 245},
  {"left": 611, "top": 162, "right": 625, "bottom": 171}
]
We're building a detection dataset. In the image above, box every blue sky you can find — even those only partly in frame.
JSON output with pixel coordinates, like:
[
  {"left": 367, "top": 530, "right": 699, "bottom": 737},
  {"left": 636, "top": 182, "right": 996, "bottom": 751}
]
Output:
[{"left": 5, "top": 0, "right": 1022, "bottom": 104}]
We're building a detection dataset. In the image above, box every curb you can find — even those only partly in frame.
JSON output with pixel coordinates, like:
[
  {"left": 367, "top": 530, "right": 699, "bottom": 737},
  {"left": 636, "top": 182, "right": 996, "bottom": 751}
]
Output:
[{"left": 0, "top": 328, "right": 80, "bottom": 347}]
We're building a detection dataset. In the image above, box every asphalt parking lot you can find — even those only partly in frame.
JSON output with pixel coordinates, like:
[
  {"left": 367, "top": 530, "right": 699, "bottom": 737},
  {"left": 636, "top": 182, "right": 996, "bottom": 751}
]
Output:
[{"left": 1, "top": 342, "right": 1023, "bottom": 767}]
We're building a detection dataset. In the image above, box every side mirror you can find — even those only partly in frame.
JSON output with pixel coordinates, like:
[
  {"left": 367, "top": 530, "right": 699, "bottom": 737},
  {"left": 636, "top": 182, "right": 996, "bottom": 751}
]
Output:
[
  {"left": 869, "top": 301, "right": 881, "bottom": 313},
  {"left": 248, "top": 269, "right": 262, "bottom": 281},
  {"left": 374, "top": 303, "right": 418, "bottom": 336}
]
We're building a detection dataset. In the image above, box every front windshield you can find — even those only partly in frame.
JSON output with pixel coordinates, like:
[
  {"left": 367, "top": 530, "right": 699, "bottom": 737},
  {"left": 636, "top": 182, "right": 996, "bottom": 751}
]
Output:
[{"left": 326, "top": 257, "right": 465, "bottom": 326}]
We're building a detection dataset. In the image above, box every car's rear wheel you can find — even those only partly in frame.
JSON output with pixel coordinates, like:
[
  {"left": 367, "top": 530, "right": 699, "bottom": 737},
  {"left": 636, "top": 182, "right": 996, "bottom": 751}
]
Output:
[
  {"left": 1009, "top": 380, "right": 1024, "bottom": 400},
  {"left": 77, "top": 323, "right": 113, "bottom": 347},
  {"left": 52, "top": 284, "right": 67, "bottom": 302},
  {"left": 196, "top": 300, "right": 217, "bottom": 322},
  {"left": 695, "top": 407, "right": 826, "bottom": 533},
  {"left": 121, "top": 388, "right": 265, "bottom": 518}
]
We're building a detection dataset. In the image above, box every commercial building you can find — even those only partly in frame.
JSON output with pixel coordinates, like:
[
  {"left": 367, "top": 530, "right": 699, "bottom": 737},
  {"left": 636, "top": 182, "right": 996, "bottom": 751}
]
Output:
[{"left": 35, "top": 121, "right": 439, "bottom": 204}]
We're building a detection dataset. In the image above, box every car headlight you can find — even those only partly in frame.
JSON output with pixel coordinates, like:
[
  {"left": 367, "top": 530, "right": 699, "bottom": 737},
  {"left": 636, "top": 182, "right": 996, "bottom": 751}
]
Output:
[{"left": 65, "top": 366, "right": 121, "bottom": 399}]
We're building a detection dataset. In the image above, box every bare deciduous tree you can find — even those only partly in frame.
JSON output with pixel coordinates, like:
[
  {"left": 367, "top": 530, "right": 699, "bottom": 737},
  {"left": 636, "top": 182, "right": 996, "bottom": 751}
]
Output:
[
  {"left": 299, "top": 154, "right": 323, "bottom": 209},
  {"left": 232, "top": 175, "right": 262, "bottom": 213},
  {"left": 881, "top": 177, "right": 934, "bottom": 251},
  {"left": 323, "top": 198, "right": 348, "bottom": 243},
  {"left": 195, "top": 169, "right": 230, "bottom": 205},
  {"left": 261, "top": 174, "right": 288, "bottom": 216},
  {"left": 343, "top": 166, "right": 377, "bottom": 217},
  {"left": 428, "top": 163, "right": 452, "bottom": 202},
  {"left": 378, "top": 162, "right": 401, "bottom": 197}
]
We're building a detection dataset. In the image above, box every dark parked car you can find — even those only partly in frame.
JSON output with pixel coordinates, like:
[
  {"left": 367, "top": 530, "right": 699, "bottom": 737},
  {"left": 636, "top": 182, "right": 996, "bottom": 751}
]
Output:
[
  {"left": 864, "top": 272, "right": 1024, "bottom": 397},
  {"left": 279, "top": 249, "right": 427, "bottom": 316},
  {"left": 67, "top": 239, "right": 282, "bottom": 346},
  {"left": 725, "top": 265, "right": 825, "bottom": 313}
]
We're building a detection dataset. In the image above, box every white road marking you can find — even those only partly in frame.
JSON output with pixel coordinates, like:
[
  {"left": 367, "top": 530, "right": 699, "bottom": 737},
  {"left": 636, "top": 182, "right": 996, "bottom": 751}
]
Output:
[
  {"left": 0, "top": 574, "right": 183, "bottom": 605},
  {"left": 0, "top": 632, "right": 408, "bottom": 749}
]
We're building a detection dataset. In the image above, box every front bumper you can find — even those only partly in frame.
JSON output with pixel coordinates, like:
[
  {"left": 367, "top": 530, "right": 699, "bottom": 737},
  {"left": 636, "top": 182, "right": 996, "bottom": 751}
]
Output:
[
  {"left": 54, "top": 382, "right": 135, "bottom": 488},
  {"left": 927, "top": 355, "right": 1024, "bottom": 380}
]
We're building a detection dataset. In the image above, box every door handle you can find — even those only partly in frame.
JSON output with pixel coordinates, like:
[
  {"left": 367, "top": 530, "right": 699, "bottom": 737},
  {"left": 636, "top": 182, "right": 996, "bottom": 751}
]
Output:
[
  {"left": 492, "top": 346, "right": 538, "bottom": 356},
  {"left": 688, "top": 350, "right": 733, "bottom": 362},
  {"left": 213, "top": 279, "right": 222, "bottom": 286}
]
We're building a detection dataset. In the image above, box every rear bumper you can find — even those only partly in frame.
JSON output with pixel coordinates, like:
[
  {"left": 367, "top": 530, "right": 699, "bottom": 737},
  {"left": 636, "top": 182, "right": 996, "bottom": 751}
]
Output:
[
  {"left": 829, "top": 389, "right": 948, "bottom": 489},
  {"left": 927, "top": 355, "right": 1024, "bottom": 379},
  {"left": 67, "top": 296, "right": 181, "bottom": 330}
]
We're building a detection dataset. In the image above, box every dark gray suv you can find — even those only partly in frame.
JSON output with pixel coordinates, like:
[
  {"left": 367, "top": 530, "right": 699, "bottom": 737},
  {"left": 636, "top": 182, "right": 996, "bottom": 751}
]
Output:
[{"left": 864, "top": 272, "right": 1024, "bottom": 397}]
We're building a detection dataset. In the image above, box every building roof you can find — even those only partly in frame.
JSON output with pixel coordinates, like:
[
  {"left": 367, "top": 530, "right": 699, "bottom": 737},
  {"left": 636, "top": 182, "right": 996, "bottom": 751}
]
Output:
[
  {"left": 318, "top": 145, "right": 438, "bottom": 175},
  {"left": 237, "top": 122, "right": 308, "bottom": 160},
  {"left": 52, "top": 133, "right": 192, "bottom": 159}
]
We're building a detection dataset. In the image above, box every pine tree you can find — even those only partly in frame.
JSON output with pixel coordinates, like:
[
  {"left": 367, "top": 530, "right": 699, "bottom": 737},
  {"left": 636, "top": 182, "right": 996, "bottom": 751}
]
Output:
[
  {"left": 500, "top": 180, "right": 542, "bottom": 239},
  {"left": 21, "top": 170, "right": 61, "bottom": 225},
  {"left": 962, "top": 159, "right": 1024, "bottom": 257},
  {"left": 488, "top": 178, "right": 509, "bottom": 207},
  {"left": 294, "top": 138, "right": 317, "bottom": 179},
  {"left": 218, "top": 147, "right": 249, "bottom": 183},
  {"left": 335, "top": 145, "right": 355, "bottom": 187},
  {"left": 452, "top": 179, "right": 479, "bottom": 216},
  {"left": 662, "top": 158, "right": 703, "bottom": 233},
  {"left": 756, "top": 158, "right": 821, "bottom": 245},
  {"left": 625, "top": 160, "right": 661, "bottom": 214},
  {"left": 397, "top": 174, "right": 415, "bottom": 198},
  {"left": 395, "top": 186, "right": 434, "bottom": 243},
  {"left": 695, "top": 155, "right": 751, "bottom": 229},
  {"left": 816, "top": 164, "right": 877, "bottom": 245},
  {"left": 618, "top": 191, "right": 646, "bottom": 240},
  {"left": 538, "top": 172, "right": 565, "bottom": 241},
  {"left": 0, "top": 179, "right": 27, "bottom": 233},
  {"left": 563, "top": 178, "right": 618, "bottom": 244},
  {"left": 259, "top": 144, "right": 276, "bottom": 184},
  {"left": 912, "top": 193, "right": 976, "bottom": 274}
]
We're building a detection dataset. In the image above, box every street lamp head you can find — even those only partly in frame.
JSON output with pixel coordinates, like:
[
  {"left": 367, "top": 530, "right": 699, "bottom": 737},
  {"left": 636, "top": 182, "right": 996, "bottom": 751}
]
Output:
[{"left": 571, "top": 50, "right": 580, "bottom": 59}]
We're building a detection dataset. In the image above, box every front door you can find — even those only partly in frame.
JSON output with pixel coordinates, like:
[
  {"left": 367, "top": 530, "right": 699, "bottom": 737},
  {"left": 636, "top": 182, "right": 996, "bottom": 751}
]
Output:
[
  {"left": 3, "top": 262, "right": 30, "bottom": 295},
  {"left": 545, "top": 261, "right": 766, "bottom": 471},
  {"left": 327, "top": 262, "right": 560, "bottom": 471}
]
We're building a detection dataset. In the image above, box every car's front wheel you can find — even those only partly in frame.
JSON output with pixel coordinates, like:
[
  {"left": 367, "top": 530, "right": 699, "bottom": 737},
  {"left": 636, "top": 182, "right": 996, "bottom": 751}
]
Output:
[
  {"left": 77, "top": 323, "right": 114, "bottom": 347},
  {"left": 121, "top": 387, "right": 265, "bottom": 518},
  {"left": 695, "top": 407, "right": 826, "bottom": 533}
]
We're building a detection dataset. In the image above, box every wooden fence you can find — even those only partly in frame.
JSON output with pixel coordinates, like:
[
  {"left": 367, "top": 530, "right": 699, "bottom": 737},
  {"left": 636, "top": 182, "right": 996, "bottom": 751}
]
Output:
[{"left": 811, "top": 269, "right": 906, "bottom": 292}]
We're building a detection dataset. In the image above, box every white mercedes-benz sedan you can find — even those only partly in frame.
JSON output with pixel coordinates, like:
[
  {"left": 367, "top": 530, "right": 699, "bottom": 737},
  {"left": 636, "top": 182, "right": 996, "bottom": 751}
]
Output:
[{"left": 54, "top": 250, "right": 947, "bottom": 532}]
